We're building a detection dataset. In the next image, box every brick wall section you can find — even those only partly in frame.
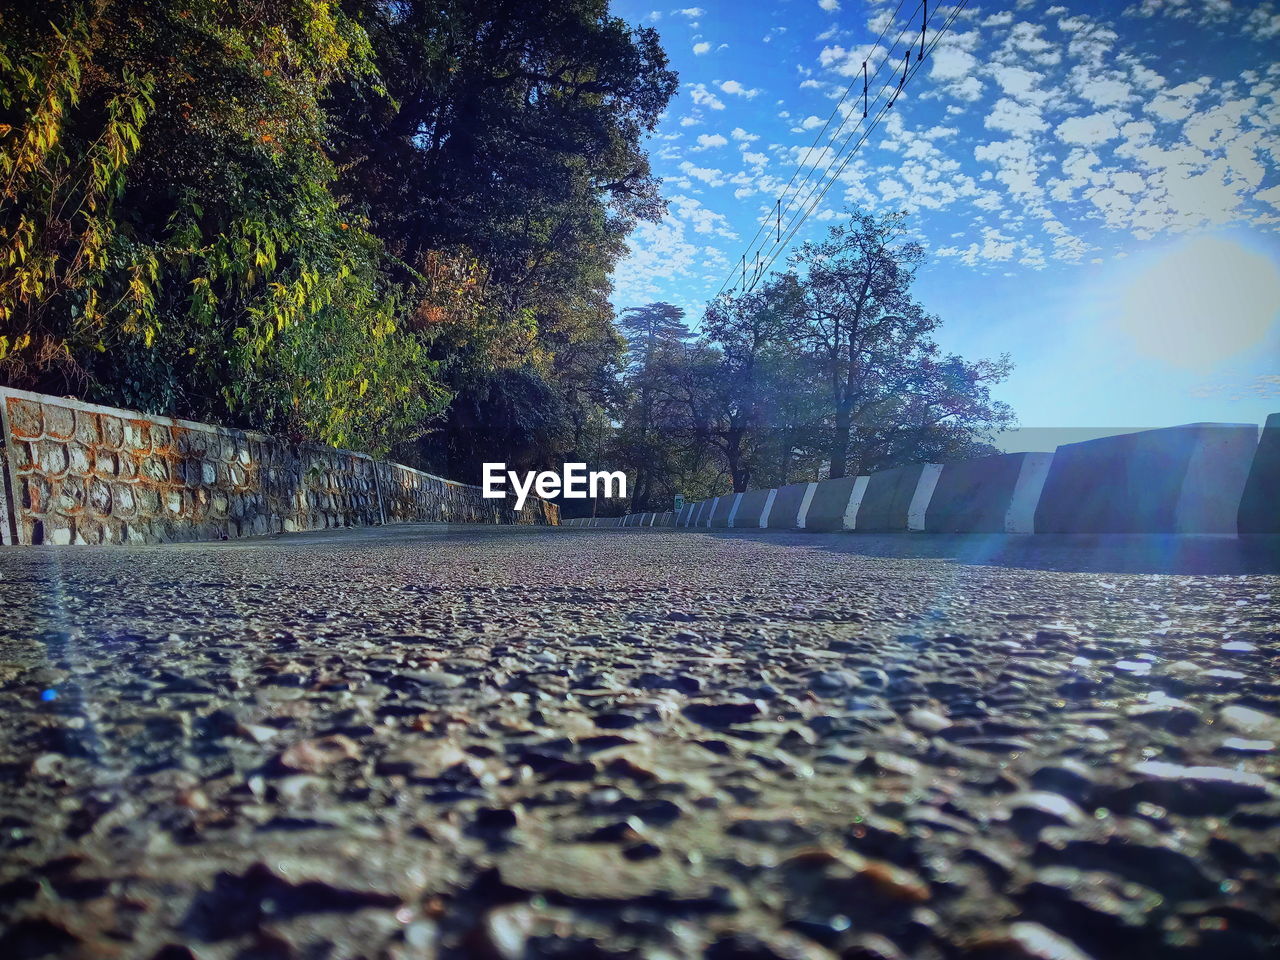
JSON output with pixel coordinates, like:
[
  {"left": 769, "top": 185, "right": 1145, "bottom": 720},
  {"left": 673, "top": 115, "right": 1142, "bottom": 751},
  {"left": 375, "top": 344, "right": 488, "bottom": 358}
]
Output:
[{"left": 0, "top": 388, "right": 557, "bottom": 545}]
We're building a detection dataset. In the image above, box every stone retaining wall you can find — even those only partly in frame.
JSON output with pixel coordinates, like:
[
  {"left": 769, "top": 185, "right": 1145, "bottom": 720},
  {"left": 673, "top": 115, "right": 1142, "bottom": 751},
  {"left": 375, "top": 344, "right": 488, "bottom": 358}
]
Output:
[{"left": 0, "top": 387, "right": 556, "bottom": 545}]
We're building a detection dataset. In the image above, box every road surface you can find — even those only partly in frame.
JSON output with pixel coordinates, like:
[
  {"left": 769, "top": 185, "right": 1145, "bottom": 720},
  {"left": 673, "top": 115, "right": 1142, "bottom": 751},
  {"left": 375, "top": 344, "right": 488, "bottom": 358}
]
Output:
[{"left": 1, "top": 525, "right": 1278, "bottom": 959}]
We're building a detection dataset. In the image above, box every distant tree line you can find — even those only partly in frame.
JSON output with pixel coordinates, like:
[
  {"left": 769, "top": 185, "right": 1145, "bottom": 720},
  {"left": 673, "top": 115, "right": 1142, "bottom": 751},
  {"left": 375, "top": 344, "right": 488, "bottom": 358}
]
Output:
[{"left": 601, "top": 212, "right": 1015, "bottom": 514}]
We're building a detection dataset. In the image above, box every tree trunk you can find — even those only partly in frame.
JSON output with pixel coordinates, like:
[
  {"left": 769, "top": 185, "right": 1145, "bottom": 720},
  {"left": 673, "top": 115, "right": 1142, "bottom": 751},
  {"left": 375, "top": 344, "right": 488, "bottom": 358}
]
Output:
[
  {"left": 829, "top": 406, "right": 851, "bottom": 479},
  {"left": 725, "top": 431, "right": 750, "bottom": 493}
]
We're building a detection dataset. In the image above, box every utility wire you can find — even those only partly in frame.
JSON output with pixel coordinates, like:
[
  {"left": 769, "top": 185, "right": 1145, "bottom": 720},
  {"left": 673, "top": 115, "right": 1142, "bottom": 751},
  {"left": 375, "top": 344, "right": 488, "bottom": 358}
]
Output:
[
  {"left": 712, "top": 0, "right": 916, "bottom": 301},
  {"left": 718, "top": 0, "right": 969, "bottom": 300},
  {"left": 745, "top": 0, "right": 969, "bottom": 292}
]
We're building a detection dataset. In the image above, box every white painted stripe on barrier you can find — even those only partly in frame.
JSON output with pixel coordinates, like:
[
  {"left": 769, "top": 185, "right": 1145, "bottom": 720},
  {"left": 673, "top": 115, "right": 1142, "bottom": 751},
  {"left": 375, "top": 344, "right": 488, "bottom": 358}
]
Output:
[
  {"left": 844, "top": 475, "right": 871, "bottom": 530},
  {"left": 795, "top": 482, "right": 819, "bottom": 530},
  {"left": 906, "top": 464, "right": 943, "bottom": 532},
  {"left": 1176, "top": 425, "right": 1259, "bottom": 534},
  {"left": 726, "top": 492, "right": 744, "bottom": 527},
  {"left": 705, "top": 496, "right": 719, "bottom": 527},
  {"left": 759, "top": 489, "right": 777, "bottom": 528},
  {"left": 1005, "top": 453, "right": 1054, "bottom": 534},
  {"left": 648, "top": 512, "right": 656, "bottom": 526}
]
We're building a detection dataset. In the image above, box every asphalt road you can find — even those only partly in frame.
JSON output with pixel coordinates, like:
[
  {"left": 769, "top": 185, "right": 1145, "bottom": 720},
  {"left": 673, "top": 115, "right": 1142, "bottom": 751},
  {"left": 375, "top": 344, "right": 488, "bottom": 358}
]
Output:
[{"left": 1, "top": 525, "right": 1278, "bottom": 960}]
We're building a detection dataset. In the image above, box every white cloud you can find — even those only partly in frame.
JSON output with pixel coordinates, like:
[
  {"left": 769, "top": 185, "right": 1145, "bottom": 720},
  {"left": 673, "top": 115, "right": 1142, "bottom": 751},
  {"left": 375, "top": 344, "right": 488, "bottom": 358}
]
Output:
[
  {"left": 719, "top": 80, "right": 761, "bottom": 98},
  {"left": 676, "top": 7, "right": 705, "bottom": 17},
  {"left": 687, "top": 83, "right": 726, "bottom": 110},
  {"left": 985, "top": 98, "right": 1048, "bottom": 136},
  {"left": 693, "top": 133, "right": 729, "bottom": 151},
  {"left": 693, "top": 41, "right": 711, "bottom": 55},
  {"left": 730, "top": 127, "right": 759, "bottom": 142},
  {"left": 677, "top": 160, "right": 727, "bottom": 186},
  {"left": 819, "top": 0, "right": 840, "bottom": 11},
  {"left": 669, "top": 194, "right": 737, "bottom": 239},
  {"left": 1056, "top": 111, "right": 1122, "bottom": 145}
]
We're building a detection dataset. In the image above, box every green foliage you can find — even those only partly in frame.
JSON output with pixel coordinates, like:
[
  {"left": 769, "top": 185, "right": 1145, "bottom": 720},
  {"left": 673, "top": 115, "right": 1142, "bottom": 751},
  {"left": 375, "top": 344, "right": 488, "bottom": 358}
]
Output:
[
  {"left": 0, "top": 0, "right": 444, "bottom": 453},
  {"left": 330, "top": 0, "right": 675, "bottom": 468}
]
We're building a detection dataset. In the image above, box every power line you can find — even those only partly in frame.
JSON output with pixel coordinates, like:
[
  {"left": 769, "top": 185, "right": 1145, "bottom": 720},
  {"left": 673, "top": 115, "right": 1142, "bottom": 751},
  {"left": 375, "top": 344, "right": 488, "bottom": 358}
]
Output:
[
  {"left": 736, "top": 0, "right": 970, "bottom": 298},
  {"left": 712, "top": 0, "right": 916, "bottom": 301},
  {"left": 715, "top": 0, "right": 923, "bottom": 299}
]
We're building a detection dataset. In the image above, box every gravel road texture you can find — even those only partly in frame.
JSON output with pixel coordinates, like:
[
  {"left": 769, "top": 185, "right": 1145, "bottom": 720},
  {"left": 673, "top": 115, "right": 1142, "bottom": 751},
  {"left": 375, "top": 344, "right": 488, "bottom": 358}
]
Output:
[{"left": 1, "top": 525, "right": 1278, "bottom": 960}]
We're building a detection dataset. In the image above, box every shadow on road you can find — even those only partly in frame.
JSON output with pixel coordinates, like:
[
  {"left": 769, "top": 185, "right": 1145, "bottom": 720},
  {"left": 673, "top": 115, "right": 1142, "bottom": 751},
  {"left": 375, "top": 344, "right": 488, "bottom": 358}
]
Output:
[{"left": 697, "top": 530, "right": 1280, "bottom": 576}]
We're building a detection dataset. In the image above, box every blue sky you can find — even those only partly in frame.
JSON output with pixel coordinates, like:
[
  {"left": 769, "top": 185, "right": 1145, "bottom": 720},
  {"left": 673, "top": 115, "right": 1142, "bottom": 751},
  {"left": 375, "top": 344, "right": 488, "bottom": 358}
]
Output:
[{"left": 607, "top": 0, "right": 1280, "bottom": 437}]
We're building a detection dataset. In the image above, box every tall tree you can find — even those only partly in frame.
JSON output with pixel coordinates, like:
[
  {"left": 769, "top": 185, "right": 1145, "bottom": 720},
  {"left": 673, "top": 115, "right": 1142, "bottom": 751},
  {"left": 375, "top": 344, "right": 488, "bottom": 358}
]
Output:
[
  {"left": 327, "top": 0, "right": 677, "bottom": 474},
  {"left": 699, "top": 275, "right": 802, "bottom": 491},
  {"left": 614, "top": 302, "right": 690, "bottom": 509},
  {"left": 791, "top": 211, "right": 1014, "bottom": 477}
]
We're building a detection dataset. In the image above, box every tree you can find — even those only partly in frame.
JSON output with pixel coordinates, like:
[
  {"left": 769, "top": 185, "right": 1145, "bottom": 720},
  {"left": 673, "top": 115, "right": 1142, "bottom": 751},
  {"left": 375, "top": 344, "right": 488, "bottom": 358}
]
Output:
[
  {"left": 698, "top": 275, "right": 802, "bottom": 491},
  {"left": 326, "top": 0, "right": 677, "bottom": 473},
  {"left": 791, "top": 211, "right": 1014, "bottom": 478},
  {"left": 613, "top": 302, "right": 690, "bottom": 508}
]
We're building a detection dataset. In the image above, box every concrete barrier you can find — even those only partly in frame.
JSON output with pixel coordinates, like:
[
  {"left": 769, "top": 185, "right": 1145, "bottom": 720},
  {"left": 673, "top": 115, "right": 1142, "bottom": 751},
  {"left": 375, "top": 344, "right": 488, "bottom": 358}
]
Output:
[
  {"left": 1034, "top": 423, "right": 1258, "bottom": 534},
  {"left": 802, "top": 476, "right": 870, "bottom": 532},
  {"left": 1238, "top": 413, "right": 1278, "bottom": 534},
  {"left": 924, "top": 452, "right": 1054, "bottom": 533},
  {"left": 730, "top": 488, "right": 775, "bottom": 528},
  {"left": 701, "top": 496, "right": 719, "bottom": 527},
  {"left": 724, "top": 492, "right": 745, "bottom": 527},
  {"left": 692, "top": 500, "right": 712, "bottom": 526},
  {"left": 762, "top": 481, "right": 814, "bottom": 529},
  {"left": 709, "top": 494, "right": 738, "bottom": 527},
  {"left": 655, "top": 511, "right": 674, "bottom": 526},
  {"left": 853, "top": 464, "right": 943, "bottom": 533}
]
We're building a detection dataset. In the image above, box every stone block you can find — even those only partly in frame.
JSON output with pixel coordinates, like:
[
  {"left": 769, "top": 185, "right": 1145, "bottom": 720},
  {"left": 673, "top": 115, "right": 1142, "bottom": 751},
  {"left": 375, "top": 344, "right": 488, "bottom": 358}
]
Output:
[
  {"left": 1238, "top": 413, "right": 1279, "bottom": 534},
  {"left": 46, "top": 516, "right": 73, "bottom": 545},
  {"left": 68, "top": 442, "right": 91, "bottom": 475},
  {"left": 1035, "top": 423, "right": 1258, "bottom": 534},
  {"left": 55, "top": 476, "right": 86, "bottom": 515},
  {"left": 802, "top": 476, "right": 869, "bottom": 532},
  {"left": 43, "top": 403, "right": 75, "bottom": 439},
  {"left": 74, "top": 517, "right": 102, "bottom": 544},
  {"left": 924, "top": 453, "right": 1054, "bottom": 534},
  {"left": 74, "top": 411, "right": 99, "bottom": 445},
  {"left": 765, "top": 482, "right": 816, "bottom": 529},
  {"left": 123, "top": 420, "right": 150, "bottom": 451},
  {"left": 36, "top": 439, "right": 68, "bottom": 475},
  {"left": 95, "top": 450, "right": 119, "bottom": 476},
  {"left": 113, "top": 483, "right": 137, "bottom": 517},
  {"left": 100, "top": 416, "right": 124, "bottom": 448},
  {"left": 88, "top": 478, "right": 112, "bottom": 516},
  {"left": 8, "top": 397, "right": 42, "bottom": 438}
]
